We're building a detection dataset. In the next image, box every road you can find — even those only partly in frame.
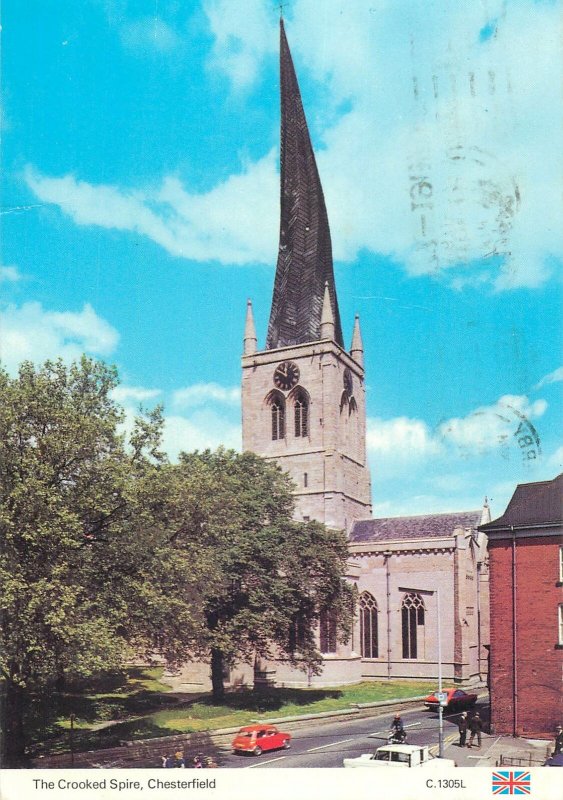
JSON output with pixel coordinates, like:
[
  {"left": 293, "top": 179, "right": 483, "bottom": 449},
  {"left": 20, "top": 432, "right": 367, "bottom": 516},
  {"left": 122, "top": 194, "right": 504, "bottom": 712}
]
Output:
[{"left": 214, "top": 701, "right": 488, "bottom": 769}]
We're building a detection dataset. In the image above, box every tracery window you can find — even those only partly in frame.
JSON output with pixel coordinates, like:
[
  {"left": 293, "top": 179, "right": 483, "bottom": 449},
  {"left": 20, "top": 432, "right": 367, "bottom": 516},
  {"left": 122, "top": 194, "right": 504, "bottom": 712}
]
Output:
[
  {"left": 401, "top": 592, "right": 425, "bottom": 659},
  {"left": 319, "top": 608, "right": 337, "bottom": 654},
  {"left": 294, "top": 391, "right": 309, "bottom": 437},
  {"left": 270, "top": 395, "right": 285, "bottom": 440},
  {"left": 359, "top": 592, "right": 379, "bottom": 658}
]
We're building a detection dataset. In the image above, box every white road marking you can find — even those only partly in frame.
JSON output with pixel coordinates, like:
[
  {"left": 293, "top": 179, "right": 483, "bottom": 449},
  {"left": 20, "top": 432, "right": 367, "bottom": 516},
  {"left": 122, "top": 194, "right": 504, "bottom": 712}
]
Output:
[
  {"left": 306, "top": 738, "right": 357, "bottom": 753},
  {"left": 368, "top": 721, "right": 422, "bottom": 737},
  {"left": 245, "top": 756, "right": 287, "bottom": 768}
]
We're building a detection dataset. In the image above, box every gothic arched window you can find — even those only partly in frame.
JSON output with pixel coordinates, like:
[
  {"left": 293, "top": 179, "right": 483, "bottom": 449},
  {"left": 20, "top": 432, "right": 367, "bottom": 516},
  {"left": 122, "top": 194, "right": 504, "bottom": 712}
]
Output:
[
  {"left": 270, "top": 394, "right": 285, "bottom": 441},
  {"left": 319, "top": 608, "right": 337, "bottom": 654},
  {"left": 294, "top": 390, "right": 309, "bottom": 437},
  {"left": 401, "top": 592, "right": 425, "bottom": 659},
  {"left": 359, "top": 592, "right": 378, "bottom": 658}
]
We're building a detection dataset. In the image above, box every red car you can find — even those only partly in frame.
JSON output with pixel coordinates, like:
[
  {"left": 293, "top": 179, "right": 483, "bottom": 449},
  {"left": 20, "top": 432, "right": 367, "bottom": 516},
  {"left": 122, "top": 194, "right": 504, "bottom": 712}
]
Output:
[
  {"left": 423, "top": 688, "right": 478, "bottom": 712},
  {"left": 231, "top": 724, "right": 291, "bottom": 756}
]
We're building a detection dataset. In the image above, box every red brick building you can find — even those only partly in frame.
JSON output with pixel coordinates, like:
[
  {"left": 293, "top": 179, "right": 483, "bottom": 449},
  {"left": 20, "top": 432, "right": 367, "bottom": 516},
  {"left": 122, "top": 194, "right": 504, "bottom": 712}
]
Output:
[{"left": 480, "top": 473, "right": 563, "bottom": 738}]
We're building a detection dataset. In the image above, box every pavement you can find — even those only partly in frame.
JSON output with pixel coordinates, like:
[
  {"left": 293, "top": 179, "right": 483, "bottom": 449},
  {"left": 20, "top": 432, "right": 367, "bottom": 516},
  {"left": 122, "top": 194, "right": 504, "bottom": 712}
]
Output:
[{"left": 441, "top": 731, "right": 553, "bottom": 768}]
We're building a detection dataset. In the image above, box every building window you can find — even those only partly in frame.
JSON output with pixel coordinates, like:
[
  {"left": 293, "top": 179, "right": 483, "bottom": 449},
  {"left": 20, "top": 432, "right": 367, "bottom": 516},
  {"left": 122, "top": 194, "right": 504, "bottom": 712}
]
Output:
[
  {"left": 271, "top": 396, "right": 285, "bottom": 440},
  {"left": 294, "top": 391, "right": 309, "bottom": 437},
  {"left": 319, "top": 608, "right": 337, "bottom": 654},
  {"left": 401, "top": 592, "right": 425, "bottom": 659},
  {"left": 559, "top": 605, "right": 563, "bottom": 646},
  {"left": 304, "top": 472, "right": 308, "bottom": 487},
  {"left": 289, "top": 614, "right": 306, "bottom": 653},
  {"left": 559, "top": 546, "right": 563, "bottom": 583},
  {"left": 359, "top": 592, "right": 378, "bottom": 658}
]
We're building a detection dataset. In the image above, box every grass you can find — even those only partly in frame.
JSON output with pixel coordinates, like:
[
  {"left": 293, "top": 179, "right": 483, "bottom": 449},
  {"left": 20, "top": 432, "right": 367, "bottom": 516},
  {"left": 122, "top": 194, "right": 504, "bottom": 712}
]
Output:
[{"left": 26, "top": 669, "right": 436, "bottom": 758}]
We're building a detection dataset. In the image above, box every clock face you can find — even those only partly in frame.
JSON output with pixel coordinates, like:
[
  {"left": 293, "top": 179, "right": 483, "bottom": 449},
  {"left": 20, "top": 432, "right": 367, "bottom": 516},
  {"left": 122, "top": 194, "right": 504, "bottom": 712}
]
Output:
[
  {"left": 273, "top": 361, "right": 300, "bottom": 391},
  {"left": 343, "top": 368, "right": 353, "bottom": 397}
]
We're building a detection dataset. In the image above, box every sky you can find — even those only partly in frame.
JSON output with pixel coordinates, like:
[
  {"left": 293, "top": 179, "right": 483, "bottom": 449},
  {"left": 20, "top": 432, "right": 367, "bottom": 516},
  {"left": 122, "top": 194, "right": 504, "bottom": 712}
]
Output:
[{"left": 1, "top": 0, "right": 562, "bottom": 518}]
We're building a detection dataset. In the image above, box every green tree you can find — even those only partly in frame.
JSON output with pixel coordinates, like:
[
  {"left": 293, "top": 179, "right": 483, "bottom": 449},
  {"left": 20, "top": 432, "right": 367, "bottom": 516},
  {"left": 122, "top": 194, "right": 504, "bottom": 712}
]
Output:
[
  {"left": 0, "top": 359, "right": 204, "bottom": 763},
  {"left": 169, "top": 450, "right": 354, "bottom": 701}
]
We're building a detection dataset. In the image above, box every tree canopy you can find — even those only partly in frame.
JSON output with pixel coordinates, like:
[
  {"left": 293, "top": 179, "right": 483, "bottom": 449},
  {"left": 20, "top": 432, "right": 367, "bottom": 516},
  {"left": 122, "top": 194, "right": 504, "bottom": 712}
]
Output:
[{"left": 0, "top": 357, "right": 353, "bottom": 762}]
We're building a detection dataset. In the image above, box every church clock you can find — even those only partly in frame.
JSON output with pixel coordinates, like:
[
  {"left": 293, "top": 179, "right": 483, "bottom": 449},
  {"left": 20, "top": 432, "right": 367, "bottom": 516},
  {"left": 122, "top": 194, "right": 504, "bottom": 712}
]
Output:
[{"left": 273, "top": 361, "right": 300, "bottom": 391}]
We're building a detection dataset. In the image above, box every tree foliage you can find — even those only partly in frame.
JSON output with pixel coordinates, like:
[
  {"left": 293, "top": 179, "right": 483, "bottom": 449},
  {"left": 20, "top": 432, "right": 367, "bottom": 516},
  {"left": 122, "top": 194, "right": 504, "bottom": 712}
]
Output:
[
  {"left": 0, "top": 357, "right": 353, "bottom": 760},
  {"left": 169, "top": 450, "right": 353, "bottom": 699},
  {"left": 0, "top": 358, "right": 204, "bottom": 761}
]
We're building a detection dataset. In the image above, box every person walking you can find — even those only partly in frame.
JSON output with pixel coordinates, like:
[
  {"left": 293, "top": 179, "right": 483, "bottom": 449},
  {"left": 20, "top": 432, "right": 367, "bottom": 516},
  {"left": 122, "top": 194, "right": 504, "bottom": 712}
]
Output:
[
  {"left": 468, "top": 711, "right": 483, "bottom": 748},
  {"left": 554, "top": 725, "right": 563, "bottom": 755},
  {"left": 458, "top": 711, "right": 469, "bottom": 747}
]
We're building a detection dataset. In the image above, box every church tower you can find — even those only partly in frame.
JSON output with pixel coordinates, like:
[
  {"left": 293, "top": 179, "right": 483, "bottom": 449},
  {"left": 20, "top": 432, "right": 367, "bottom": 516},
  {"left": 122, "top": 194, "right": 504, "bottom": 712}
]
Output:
[{"left": 241, "top": 20, "right": 371, "bottom": 533}]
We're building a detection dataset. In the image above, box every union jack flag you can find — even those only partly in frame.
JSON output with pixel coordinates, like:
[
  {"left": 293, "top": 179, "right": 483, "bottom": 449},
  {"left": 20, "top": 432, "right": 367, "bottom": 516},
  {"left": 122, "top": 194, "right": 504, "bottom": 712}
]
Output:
[{"left": 491, "top": 771, "right": 531, "bottom": 795}]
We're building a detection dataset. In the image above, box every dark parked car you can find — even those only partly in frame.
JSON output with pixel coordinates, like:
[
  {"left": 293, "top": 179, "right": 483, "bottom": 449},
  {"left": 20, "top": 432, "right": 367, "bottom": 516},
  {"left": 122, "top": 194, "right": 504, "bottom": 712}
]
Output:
[{"left": 423, "top": 688, "right": 478, "bottom": 712}]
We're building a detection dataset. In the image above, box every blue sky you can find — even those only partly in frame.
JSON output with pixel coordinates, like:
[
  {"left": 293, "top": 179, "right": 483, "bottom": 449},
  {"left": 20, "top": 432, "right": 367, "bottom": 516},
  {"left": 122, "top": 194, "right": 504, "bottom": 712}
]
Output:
[{"left": 1, "top": 0, "right": 561, "bottom": 517}]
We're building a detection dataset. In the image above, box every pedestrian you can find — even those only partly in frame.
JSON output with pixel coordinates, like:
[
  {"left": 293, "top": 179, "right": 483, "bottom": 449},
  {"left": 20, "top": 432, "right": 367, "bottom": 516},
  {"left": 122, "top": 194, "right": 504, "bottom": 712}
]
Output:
[
  {"left": 192, "top": 754, "right": 203, "bottom": 768},
  {"left": 458, "top": 711, "right": 468, "bottom": 747},
  {"left": 468, "top": 712, "right": 483, "bottom": 748},
  {"left": 172, "top": 751, "right": 185, "bottom": 768},
  {"left": 554, "top": 725, "right": 563, "bottom": 755}
]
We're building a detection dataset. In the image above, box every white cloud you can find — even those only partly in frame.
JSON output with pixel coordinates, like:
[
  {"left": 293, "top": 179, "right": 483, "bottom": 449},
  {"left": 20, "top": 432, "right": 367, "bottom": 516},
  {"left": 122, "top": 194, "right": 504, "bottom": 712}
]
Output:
[
  {"left": 366, "top": 416, "right": 440, "bottom": 459},
  {"left": 535, "top": 366, "right": 563, "bottom": 390},
  {"left": 437, "top": 394, "right": 547, "bottom": 458},
  {"left": 162, "top": 410, "right": 241, "bottom": 460},
  {"left": 24, "top": 1, "right": 562, "bottom": 289},
  {"left": 0, "top": 265, "right": 22, "bottom": 283},
  {"left": 24, "top": 152, "right": 278, "bottom": 266},
  {"left": 172, "top": 383, "right": 241, "bottom": 409},
  {"left": 111, "top": 385, "right": 161, "bottom": 404},
  {"left": 204, "top": 0, "right": 276, "bottom": 90},
  {"left": 367, "top": 393, "right": 547, "bottom": 464},
  {"left": 0, "top": 301, "right": 119, "bottom": 374},
  {"left": 547, "top": 446, "right": 563, "bottom": 472}
]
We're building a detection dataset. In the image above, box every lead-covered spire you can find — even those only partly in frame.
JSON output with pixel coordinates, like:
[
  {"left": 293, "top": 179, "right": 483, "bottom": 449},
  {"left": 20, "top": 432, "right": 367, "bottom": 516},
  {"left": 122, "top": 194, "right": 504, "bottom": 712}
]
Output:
[{"left": 265, "top": 19, "right": 344, "bottom": 350}]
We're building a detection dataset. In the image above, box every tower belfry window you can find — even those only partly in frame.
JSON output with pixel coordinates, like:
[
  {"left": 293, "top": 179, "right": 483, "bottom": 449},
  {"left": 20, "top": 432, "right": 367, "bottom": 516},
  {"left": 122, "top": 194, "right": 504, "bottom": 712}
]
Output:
[
  {"left": 294, "top": 391, "right": 309, "bottom": 437},
  {"left": 271, "top": 397, "right": 285, "bottom": 441}
]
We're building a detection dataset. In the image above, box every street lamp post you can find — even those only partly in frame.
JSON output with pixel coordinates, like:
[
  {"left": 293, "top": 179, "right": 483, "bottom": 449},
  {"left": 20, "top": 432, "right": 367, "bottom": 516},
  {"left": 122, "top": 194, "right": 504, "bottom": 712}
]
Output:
[{"left": 437, "top": 588, "right": 444, "bottom": 759}]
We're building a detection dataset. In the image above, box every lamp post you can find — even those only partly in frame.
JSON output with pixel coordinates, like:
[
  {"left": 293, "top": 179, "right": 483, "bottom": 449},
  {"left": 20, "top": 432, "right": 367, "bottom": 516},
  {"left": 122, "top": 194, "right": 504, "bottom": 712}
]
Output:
[{"left": 436, "top": 588, "right": 444, "bottom": 759}]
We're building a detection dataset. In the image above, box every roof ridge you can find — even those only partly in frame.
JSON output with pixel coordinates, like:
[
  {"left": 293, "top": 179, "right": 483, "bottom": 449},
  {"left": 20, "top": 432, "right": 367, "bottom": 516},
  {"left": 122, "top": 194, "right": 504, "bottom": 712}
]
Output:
[{"left": 358, "top": 509, "right": 481, "bottom": 523}]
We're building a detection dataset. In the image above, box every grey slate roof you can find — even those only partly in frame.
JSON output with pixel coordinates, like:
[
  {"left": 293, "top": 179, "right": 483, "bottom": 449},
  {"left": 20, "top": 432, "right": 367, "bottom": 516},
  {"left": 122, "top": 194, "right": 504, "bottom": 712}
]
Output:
[
  {"left": 350, "top": 510, "right": 482, "bottom": 544},
  {"left": 480, "top": 473, "right": 563, "bottom": 531},
  {"left": 265, "top": 20, "right": 344, "bottom": 350}
]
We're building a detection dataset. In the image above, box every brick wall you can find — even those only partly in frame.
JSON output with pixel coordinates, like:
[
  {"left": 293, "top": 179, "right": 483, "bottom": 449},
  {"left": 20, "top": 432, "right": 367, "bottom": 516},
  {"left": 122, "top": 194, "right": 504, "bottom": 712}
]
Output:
[{"left": 489, "top": 535, "right": 563, "bottom": 737}]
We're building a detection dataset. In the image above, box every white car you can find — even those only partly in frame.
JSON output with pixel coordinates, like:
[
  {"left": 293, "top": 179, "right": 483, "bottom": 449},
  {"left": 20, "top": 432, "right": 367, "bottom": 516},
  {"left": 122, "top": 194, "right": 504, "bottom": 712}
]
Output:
[{"left": 343, "top": 743, "right": 456, "bottom": 769}]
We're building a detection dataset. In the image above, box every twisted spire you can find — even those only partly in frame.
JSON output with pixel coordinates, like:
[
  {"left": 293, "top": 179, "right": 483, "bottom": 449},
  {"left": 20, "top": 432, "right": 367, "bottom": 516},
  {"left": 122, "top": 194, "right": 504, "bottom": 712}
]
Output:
[{"left": 265, "top": 19, "right": 343, "bottom": 350}]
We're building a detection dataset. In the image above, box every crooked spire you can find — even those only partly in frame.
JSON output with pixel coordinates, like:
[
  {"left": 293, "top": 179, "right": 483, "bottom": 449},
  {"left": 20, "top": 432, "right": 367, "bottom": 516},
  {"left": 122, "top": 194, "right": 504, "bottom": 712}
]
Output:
[{"left": 265, "top": 19, "right": 344, "bottom": 350}]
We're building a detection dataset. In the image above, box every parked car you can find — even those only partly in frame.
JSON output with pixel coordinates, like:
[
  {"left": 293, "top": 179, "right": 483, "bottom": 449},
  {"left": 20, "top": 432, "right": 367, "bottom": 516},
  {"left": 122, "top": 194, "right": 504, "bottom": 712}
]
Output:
[
  {"left": 423, "top": 688, "right": 478, "bottom": 712},
  {"left": 231, "top": 724, "right": 291, "bottom": 756}
]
